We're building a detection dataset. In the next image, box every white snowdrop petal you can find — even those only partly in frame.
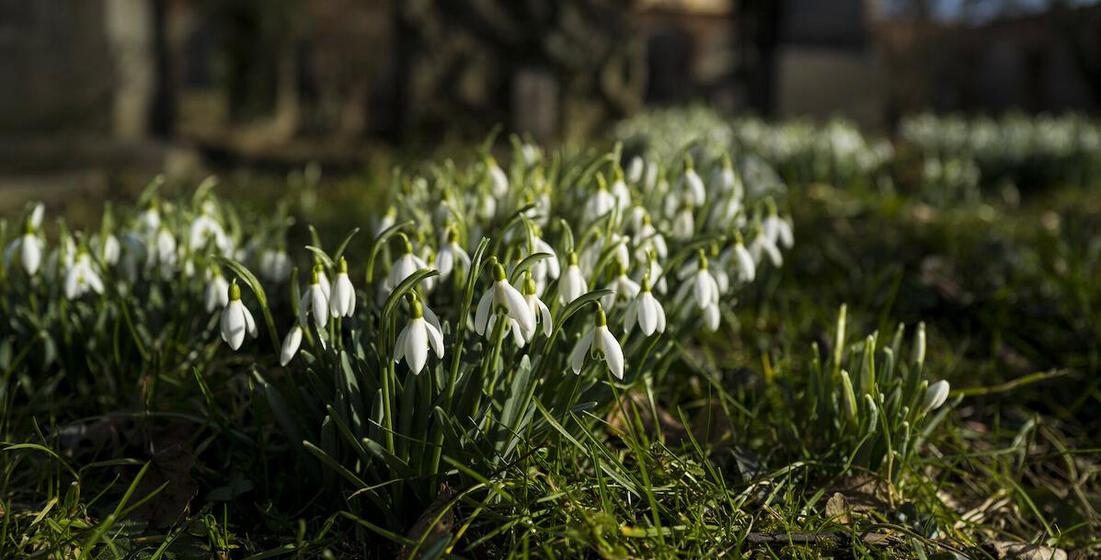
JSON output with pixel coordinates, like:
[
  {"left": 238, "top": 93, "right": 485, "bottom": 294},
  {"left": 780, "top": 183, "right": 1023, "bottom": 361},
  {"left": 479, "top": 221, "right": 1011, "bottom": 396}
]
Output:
[
  {"left": 597, "top": 327, "right": 624, "bottom": 379},
  {"left": 570, "top": 330, "right": 595, "bottom": 374},
  {"left": 425, "top": 321, "right": 445, "bottom": 358},
  {"left": 474, "top": 290, "right": 493, "bottom": 335},
  {"left": 406, "top": 319, "right": 428, "bottom": 374}
]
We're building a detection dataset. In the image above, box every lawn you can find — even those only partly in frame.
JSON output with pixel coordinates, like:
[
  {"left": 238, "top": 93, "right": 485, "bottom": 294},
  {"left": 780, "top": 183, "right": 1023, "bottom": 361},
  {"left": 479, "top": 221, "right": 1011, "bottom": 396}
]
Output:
[{"left": 1, "top": 110, "right": 1098, "bottom": 559}]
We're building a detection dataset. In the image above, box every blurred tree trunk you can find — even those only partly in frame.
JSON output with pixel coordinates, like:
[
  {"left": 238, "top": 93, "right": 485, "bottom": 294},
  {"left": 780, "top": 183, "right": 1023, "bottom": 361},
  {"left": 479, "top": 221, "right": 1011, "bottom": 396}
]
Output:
[{"left": 737, "top": 0, "right": 783, "bottom": 116}]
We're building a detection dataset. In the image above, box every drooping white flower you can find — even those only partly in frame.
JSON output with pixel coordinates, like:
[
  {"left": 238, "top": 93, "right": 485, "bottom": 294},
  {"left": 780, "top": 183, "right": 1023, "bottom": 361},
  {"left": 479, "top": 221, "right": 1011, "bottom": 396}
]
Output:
[
  {"left": 382, "top": 234, "right": 432, "bottom": 297},
  {"left": 151, "top": 227, "right": 178, "bottom": 275},
  {"left": 680, "top": 158, "right": 706, "bottom": 207},
  {"left": 671, "top": 206, "right": 695, "bottom": 239},
  {"left": 486, "top": 156, "right": 509, "bottom": 198},
  {"left": 632, "top": 213, "right": 668, "bottom": 263},
  {"left": 582, "top": 179, "right": 618, "bottom": 224},
  {"left": 626, "top": 156, "right": 645, "bottom": 185},
  {"left": 204, "top": 267, "right": 230, "bottom": 313},
  {"left": 636, "top": 251, "right": 667, "bottom": 294},
  {"left": 220, "top": 280, "right": 258, "bottom": 351},
  {"left": 474, "top": 261, "right": 535, "bottom": 339},
  {"left": 137, "top": 204, "right": 161, "bottom": 237},
  {"left": 525, "top": 232, "right": 559, "bottom": 293},
  {"left": 375, "top": 206, "right": 397, "bottom": 237},
  {"left": 316, "top": 260, "right": 333, "bottom": 300},
  {"left": 95, "top": 233, "right": 121, "bottom": 266},
  {"left": 602, "top": 262, "right": 640, "bottom": 310},
  {"left": 624, "top": 274, "right": 666, "bottom": 336},
  {"left": 490, "top": 274, "right": 553, "bottom": 347},
  {"left": 610, "top": 170, "right": 632, "bottom": 211},
  {"left": 260, "top": 249, "right": 292, "bottom": 283},
  {"left": 28, "top": 203, "right": 45, "bottom": 230},
  {"left": 676, "top": 251, "right": 722, "bottom": 331},
  {"left": 436, "top": 227, "right": 470, "bottom": 281},
  {"left": 921, "top": 380, "right": 950, "bottom": 414},
  {"left": 579, "top": 233, "right": 629, "bottom": 277},
  {"left": 722, "top": 238, "right": 756, "bottom": 284},
  {"left": 558, "top": 252, "right": 588, "bottom": 305},
  {"left": 5, "top": 221, "right": 44, "bottom": 276},
  {"left": 329, "top": 257, "right": 356, "bottom": 318},
  {"left": 394, "top": 294, "right": 444, "bottom": 375},
  {"left": 569, "top": 305, "right": 624, "bottom": 379},
  {"left": 477, "top": 192, "right": 497, "bottom": 221},
  {"left": 188, "top": 211, "right": 231, "bottom": 254},
  {"left": 63, "top": 248, "right": 105, "bottom": 299},
  {"left": 280, "top": 325, "right": 304, "bottom": 366},
  {"left": 750, "top": 230, "right": 783, "bottom": 268},
  {"left": 763, "top": 211, "right": 794, "bottom": 249},
  {"left": 300, "top": 265, "right": 330, "bottom": 329}
]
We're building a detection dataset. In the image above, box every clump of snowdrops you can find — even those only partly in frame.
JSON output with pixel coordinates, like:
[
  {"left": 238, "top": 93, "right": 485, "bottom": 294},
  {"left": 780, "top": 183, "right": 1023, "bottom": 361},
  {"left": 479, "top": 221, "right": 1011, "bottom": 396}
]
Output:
[
  {"left": 0, "top": 177, "right": 294, "bottom": 415},
  {"left": 731, "top": 118, "right": 894, "bottom": 188},
  {"left": 615, "top": 108, "right": 893, "bottom": 191},
  {"left": 900, "top": 112, "right": 1101, "bottom": 190},
  {"left": 214, "top": 140, "right": 796, "bottom": 530}
]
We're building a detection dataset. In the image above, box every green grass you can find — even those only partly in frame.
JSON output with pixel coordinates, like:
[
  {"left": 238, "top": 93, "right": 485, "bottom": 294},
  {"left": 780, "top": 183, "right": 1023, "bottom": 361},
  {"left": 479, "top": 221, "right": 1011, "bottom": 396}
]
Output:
[{"left": 2, "top": 125, "right": 1100, "bottom": 559}]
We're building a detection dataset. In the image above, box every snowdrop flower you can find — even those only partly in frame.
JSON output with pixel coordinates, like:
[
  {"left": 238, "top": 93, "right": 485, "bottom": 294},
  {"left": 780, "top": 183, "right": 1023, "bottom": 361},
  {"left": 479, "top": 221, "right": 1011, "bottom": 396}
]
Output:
[
  {"left": 486, "top": 156, "right": 509, "bottom": 198},
  {"left": 525, "top": 232, "right": 559, "bottom": 292},
  {"left": 28, "top": 203, "right": 45, "bottom": 230},
  {"left": 750, "top": 229, "right": 783, "bottom": 268},
  {"left": 300, "top": 265, "right": 330, "bottom": 329},
  {"left": 487, "top": 274, "right": 552, "bottom": 348},
  {"left": 138, "top": 204, "right": 161, "bottom": 237},
  {"left": 188, "top": 211, "right": 231, "bottom": 253},
  {"left": 625, "top": 156, "right": 645, "bottom": 184},
  {"left": 383, "top": 234, "right": 432, "bottom": 297},
  {"left": 678, "top": 251, "right": 720, "bottom": 307},
  {"left": 519, "top": 273, "right": 553, "bottom": 341},
  {"left": 280, "top": 325, "right": 303, "bottom": 366},
  {"left": 920, "top": 380, "right": 950, "bottom": 414},
  {"left": 260, "top": 249, "right": 292, "bottom": 283},
  {"left": 671, "top": 205, "right": 695, "bottom": 239},
  {"left": 569, "top": 305, "right": 624, "bottom": 379},
  {"left": 676, "top": 251, "right": 721, "bottom": 331},
  {"left": 6, "top": 221, "right": 44, "bottom": 276},
  {"left": 520, "top": 143, "right": 542, "bottom": 166},
  {"left": 94, "top": 233, "right": 121, "bottom": 266},
  {"left": 329, "top": 257, "right": 356, "bottom": 318},
  {"left": 475, "top": 260, "right": 535, "bottom": 339},
  {"left": 624, "top": 274, "right": 666, "bottom": 336},
  {"left": 220, "top": 280, "right": 257, "bottom": 351},
  {"left": 632, "top": 213, "right": 668, "bottom": 262},
  {"left": 435, "top": 227, "right": 470, "bottom": 281},
  {"left": 204, "top": 267, "right": 230, "bottom": 313},
  {"left": 582, "top": 178, "right": 617, "bottom": 224},
  {"left": 375, "top": 206, "right": 397, "bottom": 237},
  {"left": 602, "top": 261, "right": 640, "bottom": 310},
  {"left": 151, "top": 227, "right": 178, "bottom": 274},
  {"left": 643, "top": 161, "right": 660, "bottom": 193},
  {"left": 558, "top": 252, "right": 588, "bottom": 305},
  {"left": 314, "top": 262, "right": 332, "bottom": 300},
  {"left": 722, "top": 236, "right": 756, "bottom": 283},
  {"left": 64, "top": 248, "right": 105, "bottom": 299},
  {"left": 637, "top": 251, "right": 667, "bottom": 294},
  {"left": 680, "top": 157, "right": 706, "bottom": 207},
  {"left": 763, "top": 207, "right": 794, "bottom": 249},
  {"left": 579, "top": 233, "right": 629, "bottom": 276},
  {"left": 610, "top": 169, "right": 632, "bottom": 211},
  {"left": 394, "top": 293, "right": 444, "bottom": 375},
  {"left": 473, "top": 190, "right": 496, "bottom": 221}
]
